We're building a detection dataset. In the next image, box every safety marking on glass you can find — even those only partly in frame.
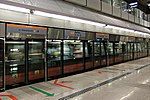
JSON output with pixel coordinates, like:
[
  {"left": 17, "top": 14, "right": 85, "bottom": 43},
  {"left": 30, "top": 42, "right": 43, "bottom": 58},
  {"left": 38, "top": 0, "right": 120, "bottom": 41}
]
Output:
[
  {"left": 29, "top": 86, "right": 54, "bottom": 97},
  {"left": 53, "top": 79, "right": 74, "bottom": 90},
  {"left": 0, "top": 94, "right": 17, "bottom": 100}
]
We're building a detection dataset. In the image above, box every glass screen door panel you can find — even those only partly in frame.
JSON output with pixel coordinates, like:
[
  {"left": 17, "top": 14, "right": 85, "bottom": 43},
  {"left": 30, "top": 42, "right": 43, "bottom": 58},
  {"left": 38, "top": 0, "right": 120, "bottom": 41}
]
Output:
[
  {"left": 141, "top": 43, "right": 145, "bottom": 57},
  {"left": 5, "top": 41, "right": 25, "bottom": 86},
  {"left": 63, "top": 40, "right": 84, "bottom": 74},
  {"left": 47, "top": 41, "right": 62, "bottom": 79},
  {"left": 122, "top": 43, "right": 128, "bottom": 61},
  {"left": 101, "top": 42, "right": 107, "bottom": 67},
  {"left": 0, "top": 39, "right": 4, "bottom": 90},
  {"left": 107, "top": 42, "right": 114, "bottom": 65},
  {"left": 134, "top": 43, "right": 138, "bottom": 59},
  {"left": 149, "top": 42, "right": 150, "bottom": 56},
  {"left": 131, "top": 43, "right": 134, "bottom": 60},
  {"left": 94, "top": 41, "right": 101, "bottom": 68},
  {"left": 28, "top": 41, "right": 44, "bottom": 82},
  {"left": 138, "top": 43, "right": 142, "bottom": 58},
  {"left": 114, "top": 42, "right": 123, "bottom": 64},
  {"left": 144, "top": 42, "right": 148, "bottom": 57},
  {"left": 127, "top": 43, "right": 131, "bottom": 60},
  {"left": 85, "top": 41, "right": 94, "bottom": 69}
]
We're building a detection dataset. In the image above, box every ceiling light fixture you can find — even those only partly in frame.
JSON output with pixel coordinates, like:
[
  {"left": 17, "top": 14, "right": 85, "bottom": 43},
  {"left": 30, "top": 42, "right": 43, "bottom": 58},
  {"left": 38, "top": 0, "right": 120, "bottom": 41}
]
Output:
[
  {"left": 105, "top": 25, "right": 135, "bottom": 32},
  {"left": 34, "top": 11, "right": 106, "bottom": 27}
]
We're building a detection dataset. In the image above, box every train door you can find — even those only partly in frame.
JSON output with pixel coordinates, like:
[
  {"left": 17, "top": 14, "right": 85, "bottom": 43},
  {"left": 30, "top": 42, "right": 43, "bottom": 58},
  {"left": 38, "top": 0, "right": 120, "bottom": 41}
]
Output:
[
  {"left": 84, "top": 32, "right": 95, "bottom": 70},
  {"left": 84, "top": 41, "right": 94, "bottom": 70},
  {"left": 126, "top": 42, "right": 130, "bottom": 61},
  {"left": 130, "top": 42, "right": 135, "bottom": 60},
  {"left": 114, "top": 42, "right": 123, "bottom": 64},
  {"left": 63, "top": 40, "right": 84, "bottom": 74},
  {"left": 28, "top": 40, "right": 45, "bottom": 83},
  {"left": 134, "top": 42, "right": 138, "bottom": 59},
  {"left": 63, "top": 30, "right": 85, "bottom": 74},
  {"left": 5, "top": 41, "right": 26, "bottom": 88},
  {"left": 107, "top": 42, "right": 114, "bottom": 66},
  {"left": 93, "top": 40, "right": 101, "bottom": 68},
  {"left": 149, "top": 39, "right": 150, "bottom": 56},
  {"left": 47, "top": 40, "right": 62, "bottom": 79},
  {"left": 47, "top": 28, "right": 63, "bottom": 79},
  {"left": 101, "top": 41, "right": 107, "bottom": 67},
  {"left": 0, "top": 38, "right": 4, "bottom": 91},
  {"left": 122, "top": 42, "right": 127, "bottom": 62},
  {"left": 144, "top": 39, "right": 148, "bottom": 57},
  {"left": 95, "top": 33, "right": 108, "bottom": 67},
  {"left": 139, "top": 42, "right": 142, "bottom": 58}
]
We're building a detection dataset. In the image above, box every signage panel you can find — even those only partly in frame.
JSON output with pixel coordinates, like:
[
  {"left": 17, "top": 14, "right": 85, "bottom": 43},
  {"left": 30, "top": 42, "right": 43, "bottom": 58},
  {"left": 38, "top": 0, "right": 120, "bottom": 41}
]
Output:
[{"left": 6, "top": 24, "right": 47, "bottom": 39}]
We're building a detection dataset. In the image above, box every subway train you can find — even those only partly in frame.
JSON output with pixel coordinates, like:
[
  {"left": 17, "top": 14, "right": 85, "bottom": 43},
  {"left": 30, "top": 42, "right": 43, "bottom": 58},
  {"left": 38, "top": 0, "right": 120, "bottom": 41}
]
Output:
[{"left": 0, "top": 23, "right": 149, "bottom": 91}]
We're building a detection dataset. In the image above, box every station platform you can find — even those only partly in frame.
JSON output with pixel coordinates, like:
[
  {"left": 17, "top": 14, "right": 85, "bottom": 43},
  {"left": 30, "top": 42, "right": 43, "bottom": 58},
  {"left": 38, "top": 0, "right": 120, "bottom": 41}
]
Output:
[{"left": 1, "top": 57, "right": 150, "bottom": 100}]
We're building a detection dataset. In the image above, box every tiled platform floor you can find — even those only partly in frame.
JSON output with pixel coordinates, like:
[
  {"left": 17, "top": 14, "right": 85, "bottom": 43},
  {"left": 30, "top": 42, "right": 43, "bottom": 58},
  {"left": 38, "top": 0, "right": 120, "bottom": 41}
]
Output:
[{"left": 1, "top": 57, "right": 150, "bottom": 100}]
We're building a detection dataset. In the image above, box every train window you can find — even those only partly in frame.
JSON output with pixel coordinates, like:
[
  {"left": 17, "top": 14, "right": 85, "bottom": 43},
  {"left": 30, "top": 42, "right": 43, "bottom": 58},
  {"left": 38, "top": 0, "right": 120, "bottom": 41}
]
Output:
[
  {"left": 107, "top": 43, "right": 113, "bottom": 55},
  {"left": 101, "top": 43, "right": 105, "bottom": 56},
  {"left": 114, "top": 43, "right": 122, "bottom": 55}
]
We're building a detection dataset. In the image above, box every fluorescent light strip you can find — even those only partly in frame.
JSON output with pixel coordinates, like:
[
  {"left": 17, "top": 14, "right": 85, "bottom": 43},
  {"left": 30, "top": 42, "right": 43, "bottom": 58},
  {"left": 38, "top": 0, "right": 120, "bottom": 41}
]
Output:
[
  {"left": 106, "top": 25, "right": 135, "bottom": 32},
  {"left": 0, "top": 3, "right": 30, "bottom": 13},
  {"left": 135, "top": 31, "right": 149, "bottom": 36},
  {"left": 129, "top": 2, "right": 137, "bottom": 6},
  {"left": 34, "top": 11, "right": 106, "bottom": 27}
]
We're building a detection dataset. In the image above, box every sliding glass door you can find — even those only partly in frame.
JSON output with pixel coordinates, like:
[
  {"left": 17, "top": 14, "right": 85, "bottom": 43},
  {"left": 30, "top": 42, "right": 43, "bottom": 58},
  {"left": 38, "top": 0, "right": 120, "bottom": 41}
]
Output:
[
  {"left": 5, "top": 41, "right": 25, "bottom": 88},
  {"left": 28, "top": 41, "right": 45, "bottom": 82},
  {"left": 63, "top": 40, "right": 84, "bottom": 74},
  {"left": 47, "top": 40, "right": 62, "bottom": 79}
]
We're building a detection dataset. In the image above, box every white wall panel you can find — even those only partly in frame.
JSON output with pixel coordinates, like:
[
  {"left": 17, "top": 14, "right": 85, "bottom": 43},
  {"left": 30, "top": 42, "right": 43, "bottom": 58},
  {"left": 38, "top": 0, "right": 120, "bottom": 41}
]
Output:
[
  {"left": 102, "top": 1, "right": 112, "bottom": 15},
  {"left": 121, "top": 11, "right": 128, "bottom": 20},
  {"left": 83, "top": 24, "right": 96, "bottom": 32},
  {"left": 135, "top": 17, "right": 140, "bottom": 24},
  {"left": 129, "top": 14, "right": 134, "bottom": 22},
  {"left": 87, "top": 0, "right": 101, "bottom": 11},
  {"left": 113, "top": 7, "right": 121, "bottom": 17},
  {"left": 30, "top": 15, "right": 65, "bottom": 28},
  {"left": 140, "top": 19, "right": 144, "bottom": 26},
  {"left": 95, "top": 26, "right": 103, "bottom": 32},
  {"left": 103, "top": 28, "right": 112, "bottom": 34},
  {"left": 0, "top": 9, "right": 28, "bottom": 24},
  {"left": 144, "top": 20, "right": 148, "bottom": 27},
  {"left": 64, "top": 21, "right": 84, "bottom": 30}
]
